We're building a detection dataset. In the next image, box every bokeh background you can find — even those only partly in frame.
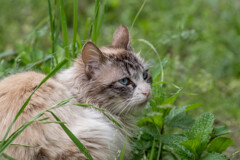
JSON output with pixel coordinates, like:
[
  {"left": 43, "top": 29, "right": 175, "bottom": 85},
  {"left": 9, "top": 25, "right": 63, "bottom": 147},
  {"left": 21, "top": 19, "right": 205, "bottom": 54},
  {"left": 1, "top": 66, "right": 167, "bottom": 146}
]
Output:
[{"left": 0, "top": 0, "right": 239, "bottom": 155}]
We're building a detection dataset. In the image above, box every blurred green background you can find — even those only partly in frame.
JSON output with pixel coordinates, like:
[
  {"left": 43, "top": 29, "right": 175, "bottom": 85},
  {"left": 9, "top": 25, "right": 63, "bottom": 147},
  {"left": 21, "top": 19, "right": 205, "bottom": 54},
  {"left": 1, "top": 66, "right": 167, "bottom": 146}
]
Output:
[{"left": 0, "top": 0, "right": 239, "bottom": 154}]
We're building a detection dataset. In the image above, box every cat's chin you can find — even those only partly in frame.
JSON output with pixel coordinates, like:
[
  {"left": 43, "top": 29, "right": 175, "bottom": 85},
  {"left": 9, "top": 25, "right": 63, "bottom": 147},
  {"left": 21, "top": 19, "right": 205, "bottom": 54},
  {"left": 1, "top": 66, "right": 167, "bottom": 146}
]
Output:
[{"left": 137, "top": 101, "right": 148, "bottom": 108}]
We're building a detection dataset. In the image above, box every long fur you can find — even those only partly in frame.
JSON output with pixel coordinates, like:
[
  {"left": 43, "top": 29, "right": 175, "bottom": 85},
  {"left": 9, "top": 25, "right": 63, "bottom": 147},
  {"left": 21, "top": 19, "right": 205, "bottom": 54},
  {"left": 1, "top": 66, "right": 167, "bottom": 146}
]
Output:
[{"left": 0, "top": 25, "right": 152, "bottom": 160}]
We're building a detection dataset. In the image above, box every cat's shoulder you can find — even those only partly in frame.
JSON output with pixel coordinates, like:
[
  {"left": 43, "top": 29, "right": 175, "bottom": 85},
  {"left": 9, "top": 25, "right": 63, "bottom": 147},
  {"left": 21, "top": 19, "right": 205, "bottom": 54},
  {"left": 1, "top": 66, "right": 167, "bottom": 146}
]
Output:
[{"left": 0, "top": 71, "right": 64, "bottom": 96}]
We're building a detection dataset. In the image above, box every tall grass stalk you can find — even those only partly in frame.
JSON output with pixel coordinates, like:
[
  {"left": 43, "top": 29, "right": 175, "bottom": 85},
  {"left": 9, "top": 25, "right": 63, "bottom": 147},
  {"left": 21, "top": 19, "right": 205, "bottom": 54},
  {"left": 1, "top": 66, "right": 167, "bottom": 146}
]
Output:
[
  {"left": 91, "top": 0, "right": 106, "bottom": 44},
  {"left": 47, "top": 0, "right": 58, "bottom": 67},
  {"left": 130, "top": 0, "right": 147, "bottom": 32},
  {"left": 137, "top": 39, "right": 164, "bottom": 85},
  {"left": 72, "top": 0, "right": 79, "bottom": 58},
  {"left": 83, "top": 18, "right": 91, "bottom": 40},
  {"left": 119, "top": 137, "right": 127, "bottom": 160},
  {"left": 59, "top": 0, "right": 70, "bottom": 65}
]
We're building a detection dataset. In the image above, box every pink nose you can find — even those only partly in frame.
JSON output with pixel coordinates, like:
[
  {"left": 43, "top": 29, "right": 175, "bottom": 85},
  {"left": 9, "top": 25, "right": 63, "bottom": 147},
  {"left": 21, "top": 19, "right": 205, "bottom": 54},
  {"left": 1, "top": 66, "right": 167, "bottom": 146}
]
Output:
[{"left": 142, "top": 91, "right": 150, "bottom": 97}]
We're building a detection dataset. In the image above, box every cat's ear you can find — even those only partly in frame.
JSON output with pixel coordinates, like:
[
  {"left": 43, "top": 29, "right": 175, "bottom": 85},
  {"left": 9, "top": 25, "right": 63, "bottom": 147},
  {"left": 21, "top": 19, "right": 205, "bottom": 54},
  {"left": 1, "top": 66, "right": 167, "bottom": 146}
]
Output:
[
  {"left": 112, "top": 25, "right": 131, "bottom": 50},
  {"left": 81, "top": 41, "right": 105, "bottom": 78}
]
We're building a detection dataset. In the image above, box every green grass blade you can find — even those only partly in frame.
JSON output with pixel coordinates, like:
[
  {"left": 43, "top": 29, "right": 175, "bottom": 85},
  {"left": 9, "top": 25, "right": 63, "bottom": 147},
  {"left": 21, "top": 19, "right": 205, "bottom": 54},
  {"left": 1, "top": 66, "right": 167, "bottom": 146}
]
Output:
[
  {"left": 2, "top": 153, "right": 16, "bottom": 160},
  {"left": 130, "top": 0, "right": 147, "bottom": 32},
  {"left": 149, "top": 138, "right": 156, "bottom": 160},
  {"left": 48, "top": 111, "right": 93, "bottom": 160},
  {"left": 119, "top": 137, "right": 127, "bottom": 160},
  {"left": 0, "top": 50, "right": 16, "bottom": 59},
  {"left": 137, "top": 38, "right": 164, "bottom": 84},
  {"left": 72, "top": 0, "right": 79, "bottom": 58},
  {"left": 76, "top": 34, "right": 83, "bottom": 53},
  {"left": 0, "top": 59, "right": 68, "bottom": 148},
  {"left": 0, "top": 113, "right": 44, "bottom": 154},
  {"left": 83, "top": 18, "right": 91, "bottom": 40},
  {"left": 96, "top": 0, "right": 106, "bottom": 39},
  {"left": 59, "top": 0, "right": 70, "bottom": 64},
  {"left": 47, "top": 0, "right": 56, "bottom": 65},
  {"left": 92, "top": 0, "right": 100, "bottom": 43}
]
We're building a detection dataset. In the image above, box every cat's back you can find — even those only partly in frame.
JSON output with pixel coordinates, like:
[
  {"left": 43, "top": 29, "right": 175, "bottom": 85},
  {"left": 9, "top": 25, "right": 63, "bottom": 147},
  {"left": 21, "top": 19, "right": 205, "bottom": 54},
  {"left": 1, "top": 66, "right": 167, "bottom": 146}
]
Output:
[
  {"left": 0, "top": 71, "right": 70, "bottom": 121},
  {"left": 0, "top": 71, "right": 46, "bottom": 97}
]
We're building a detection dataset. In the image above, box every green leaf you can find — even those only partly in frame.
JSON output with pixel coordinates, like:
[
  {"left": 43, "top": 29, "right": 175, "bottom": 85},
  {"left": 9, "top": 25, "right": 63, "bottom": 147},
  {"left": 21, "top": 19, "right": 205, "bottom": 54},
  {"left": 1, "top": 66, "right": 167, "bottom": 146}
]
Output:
[
  {"left": 185, "top": 103, "right": 202, "bottom": 111},
  {"left": 0, "top": 50, "right": 16, "bottom": 59},
  {"left": 185, "top": 113, "right": 214, "bottom": 142},
  {"left": 49, "top": 111, "right": 93, "bottom": 160},
  {"left": 162, "top": 88, "right": 182, "bottom": 105},
  {"left": 207, "top": 137, "right": 233, "bottom": 153},
  {"left": 166, "top": 113, "right": 194, "bottom": 129},
  {"left": 183, "top": 113, "right": 214, "bottom": 156},
  {"left": 137, "top": 117, "right": 154, "bottom": 126},
  {"left": 147, "top": 112, "right": 164, "bottom": 128},
  {"left": 180, "top": 135, "right": 201, "bottom": 156},
  {"left": 165, "top": 105, "right": 198, "bottom": 129},
  {"left": 212, "top": 126, "right": 231, "bottom": 137},
  {"left": 160, "top": 135, "right": 195, "bottom": 160},
  {"left": 160, "top": 135, "right": 187, "bottom": 146},
  {"left": 200, "top": 152, "right": 227, "bottom": 160}
]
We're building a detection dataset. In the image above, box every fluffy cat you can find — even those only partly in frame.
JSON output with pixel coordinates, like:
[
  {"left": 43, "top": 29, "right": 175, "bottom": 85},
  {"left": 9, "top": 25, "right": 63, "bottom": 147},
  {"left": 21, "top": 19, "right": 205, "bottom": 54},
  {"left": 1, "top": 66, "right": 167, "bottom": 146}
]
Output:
[{"left": 0, "top": 25, "right": 152, "bottom": 160}]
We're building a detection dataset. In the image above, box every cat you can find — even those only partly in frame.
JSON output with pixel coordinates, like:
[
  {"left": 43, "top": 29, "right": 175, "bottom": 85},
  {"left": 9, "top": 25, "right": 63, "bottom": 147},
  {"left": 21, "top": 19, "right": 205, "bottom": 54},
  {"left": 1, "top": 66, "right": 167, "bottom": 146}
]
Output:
[{"left": 0, "top": 25, "right": 152, "bottom": 160}]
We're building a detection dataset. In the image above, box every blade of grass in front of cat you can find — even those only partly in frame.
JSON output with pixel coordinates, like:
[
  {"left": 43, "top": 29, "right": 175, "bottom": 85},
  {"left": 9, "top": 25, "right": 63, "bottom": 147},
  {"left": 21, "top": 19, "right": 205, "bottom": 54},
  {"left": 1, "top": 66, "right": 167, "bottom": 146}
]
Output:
[
  {"left": 2, "top": 153, "right": 16, "bottom": 160},
  {"left": 0, "top": 59, "right": 68, "bottom": 148},
  {"left": 0, "top": 97, "right": 72, "bottom": 155},
  {"left": 119, "top": 136, "right": 127, "bottom": 160},
  {"left": 49, "top": 111, "right": 93, "bottom": 160}
]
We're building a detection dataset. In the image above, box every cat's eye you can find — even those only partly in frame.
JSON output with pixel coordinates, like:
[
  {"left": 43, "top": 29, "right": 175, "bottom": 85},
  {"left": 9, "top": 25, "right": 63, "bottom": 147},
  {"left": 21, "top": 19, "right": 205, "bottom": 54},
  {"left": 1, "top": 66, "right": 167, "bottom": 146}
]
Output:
[
  {"left": 119, "top": 78, "right": 130, "bottom": 85},
  {"left": 143, "top": 72, "right": 148, "bottom": 80}
]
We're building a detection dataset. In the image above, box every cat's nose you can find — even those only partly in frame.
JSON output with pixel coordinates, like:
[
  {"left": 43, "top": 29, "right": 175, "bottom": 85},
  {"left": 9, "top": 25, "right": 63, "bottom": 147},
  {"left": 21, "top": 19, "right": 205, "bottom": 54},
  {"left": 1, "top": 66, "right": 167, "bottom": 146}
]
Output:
[
  {"left": 142, "top": 91, "right": 150, "bottom": 97},
  {"left": 141, "top": 88, "right": 151, "bottom": 98},
  {"left": 138, "top": 83, "right": 151, "bottom": 98}
]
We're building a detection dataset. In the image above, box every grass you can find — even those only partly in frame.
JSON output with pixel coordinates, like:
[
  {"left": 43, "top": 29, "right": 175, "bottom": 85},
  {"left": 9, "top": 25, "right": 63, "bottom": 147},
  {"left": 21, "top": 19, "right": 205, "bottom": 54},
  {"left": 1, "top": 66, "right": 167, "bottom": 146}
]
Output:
[{"left": 0, "top": 0, "right": 239, "bottom": 159}]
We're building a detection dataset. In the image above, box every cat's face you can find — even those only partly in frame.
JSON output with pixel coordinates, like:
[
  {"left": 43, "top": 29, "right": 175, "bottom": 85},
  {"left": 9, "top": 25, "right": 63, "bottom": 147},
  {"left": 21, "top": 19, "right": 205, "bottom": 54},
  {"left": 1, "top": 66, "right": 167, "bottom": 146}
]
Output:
[{"left": 80, "top": 25, "right": 152, "bottom": 115}]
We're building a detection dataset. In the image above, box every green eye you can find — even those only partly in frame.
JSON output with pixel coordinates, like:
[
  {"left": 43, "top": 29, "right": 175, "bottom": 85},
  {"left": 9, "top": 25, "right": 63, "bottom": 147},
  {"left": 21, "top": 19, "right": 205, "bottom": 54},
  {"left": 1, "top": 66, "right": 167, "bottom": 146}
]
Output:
[
  {"left": 143, "top": 72, "right": 148, "bottom": 80},
  {"left": 119, "top": 78, "right": 130, "bottom": 85}
]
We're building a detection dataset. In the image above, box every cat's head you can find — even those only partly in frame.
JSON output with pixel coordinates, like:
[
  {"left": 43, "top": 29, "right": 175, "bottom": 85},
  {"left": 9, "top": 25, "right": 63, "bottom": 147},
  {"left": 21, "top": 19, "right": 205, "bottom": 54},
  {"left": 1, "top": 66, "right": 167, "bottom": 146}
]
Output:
[{"left": 79, "top": 25, "right": 152, "bottom": 115}]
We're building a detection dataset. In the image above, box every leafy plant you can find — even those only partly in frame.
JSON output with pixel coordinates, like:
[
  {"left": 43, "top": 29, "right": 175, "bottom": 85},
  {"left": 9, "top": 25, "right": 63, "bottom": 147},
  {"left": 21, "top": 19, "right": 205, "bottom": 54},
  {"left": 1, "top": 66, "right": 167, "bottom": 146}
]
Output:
[{"left": 132, "top": 81, "right": 233, "bottom": 160}]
